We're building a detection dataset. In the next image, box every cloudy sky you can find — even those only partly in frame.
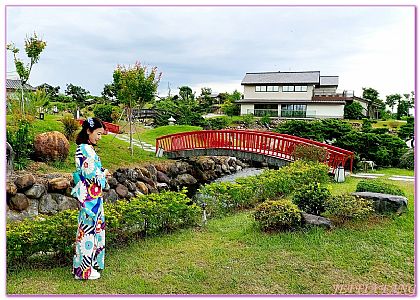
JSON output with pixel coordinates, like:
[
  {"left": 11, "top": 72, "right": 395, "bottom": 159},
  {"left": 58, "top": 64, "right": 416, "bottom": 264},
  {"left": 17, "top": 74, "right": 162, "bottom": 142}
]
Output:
[{"left": 6, "top": 5, "right": 415, "bottom": 99}]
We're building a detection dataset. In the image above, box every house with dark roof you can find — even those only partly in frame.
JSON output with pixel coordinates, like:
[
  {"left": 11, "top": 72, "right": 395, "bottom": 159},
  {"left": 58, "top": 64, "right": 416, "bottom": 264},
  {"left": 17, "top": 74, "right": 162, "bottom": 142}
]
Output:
[
  {"left": 237, "top": 71, "right": 370, "bottom": 119},
  {"left": 6, "top": 79, "right": 36, "bottom": 93}
]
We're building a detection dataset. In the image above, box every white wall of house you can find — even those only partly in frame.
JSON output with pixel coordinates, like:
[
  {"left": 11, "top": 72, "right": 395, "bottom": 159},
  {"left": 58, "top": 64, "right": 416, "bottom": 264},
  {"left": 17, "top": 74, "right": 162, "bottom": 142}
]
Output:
[
  {"left": 240, "top": 104, "right": 254, "bottom": 115},
  {"left": 306, "top": 104, "right": 344, "bottom": 118},
  {"left": 353, "top": 99, "right": 368, "bottom": 115},
  {"left": 244, "top": 85, "right": 314, "bottom": 100}
]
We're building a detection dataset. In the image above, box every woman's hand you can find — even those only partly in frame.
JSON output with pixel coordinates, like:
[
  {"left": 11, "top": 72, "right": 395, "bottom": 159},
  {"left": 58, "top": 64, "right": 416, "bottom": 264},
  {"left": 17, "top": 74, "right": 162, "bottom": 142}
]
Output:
[{"left": 104, "top": 169, "right": 112, "bottom": 179}]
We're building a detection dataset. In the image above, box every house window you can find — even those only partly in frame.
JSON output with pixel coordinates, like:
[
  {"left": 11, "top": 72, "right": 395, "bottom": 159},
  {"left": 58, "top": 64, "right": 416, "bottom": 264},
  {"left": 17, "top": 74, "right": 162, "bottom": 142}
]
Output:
[
  {"left": 281, "top": 104, "right": 307, "bottom": 117},
  {"left": 255, "top": 86, "right": 266, "bottom": 92},
  {"left": 282, "top": 85, "right": 308, "bottom": 92},
  {"left": 282, "top": 86, "right": 294, "bottom": 92},
  {"left": 256, "top": 85, "right": 278, "bottom": 92},
  {"left": 254, "top": 104, "right": 278, "bottom": 117}
]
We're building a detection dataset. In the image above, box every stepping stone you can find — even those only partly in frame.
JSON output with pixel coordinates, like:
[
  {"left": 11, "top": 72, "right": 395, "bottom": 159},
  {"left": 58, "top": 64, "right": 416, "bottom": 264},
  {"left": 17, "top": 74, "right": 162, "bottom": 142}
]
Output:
[
  {"left": 350, "top": 174, "right": 379, "bottom": 179},
  {"left": 388, "top": 177, "right": 415, "bottom": 182}
]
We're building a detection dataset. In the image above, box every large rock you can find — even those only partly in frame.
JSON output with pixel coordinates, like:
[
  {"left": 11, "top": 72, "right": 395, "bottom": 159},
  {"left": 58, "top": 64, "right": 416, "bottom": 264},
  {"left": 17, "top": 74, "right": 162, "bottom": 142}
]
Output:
[
  {"left": 39, "top": 194, "right": 59, "bottom": 215},
  {"left": 175, "top": 174, "right": 198, "bottom": 186},
  {"left": 301, "top": 212, "right": 332, "bottom": 229},
  {"left": 195, "top": 157, "right": 216, "bottom": 171},
  {"left": 26, "top": 199, "right": 39, "bottom": 217},
  {"left": 136, "top": 181, "right": 149, "bottom": 194},
  {"left": 7, "top": 209, "right": 29, "bottom": 222},
  {"left": 138, "top": 175, "right": 156, "bottom": 188},
  {"left": 145, "top": 165, "right": 158, "bottom": 181},
  {"left": 34, "top": 131, "right": 69, "bottom": 161},
  {"left": 156, "top": 171, "right": 171, "bottom": 184},
  {"left": 115, "top": 184, "right": 129, "bottom": 198},
  {"left": 6, "top": 181, "right": 17, "bottom": 196},
  {"left": 48, "top": 177, "right": 70, "bottom": 192},
  {"left": 115, "top": 172, "right": 127, "bottom": 184},
  {"left": 107, "top": 177, "right": 118, "bottom": 189},
  {"left": 139, "top": 167, "right": 150, "bottom": 178},
  {"left": 157, "top": 183, "right": 169, "bottom": 192},
  {"left": 155, "top": 163, "right": 170, "bottom": 174},
  {"left": 351, "top": 192, "right": 408, "bottom": 214},
  {"left": 9, "top": 193, "right": 30, "bottom": 211},
  {"left": 57, "top": 196, "right": 79, "bottom": 211},
  {"left": 15, "top": 174, "right": 36, "bottom": 190},
  {"left": 127, "top": 169, "right": 138, "bottom": 182},
  {"left": 126, "top": 181, "right": 137, "bottom": 192},
  {"left": 24, "top": 184, "right": 46, "bottom": 199},
  {"left": 103, "top": 189, "right": 119, "bottom": 203}
]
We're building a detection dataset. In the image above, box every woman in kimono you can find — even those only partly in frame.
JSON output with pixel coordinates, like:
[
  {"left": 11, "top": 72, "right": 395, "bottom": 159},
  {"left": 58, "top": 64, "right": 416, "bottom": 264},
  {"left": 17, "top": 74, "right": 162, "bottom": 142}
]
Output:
[{"left": 71, "top": 117, "right": 110, "bottom": 280}]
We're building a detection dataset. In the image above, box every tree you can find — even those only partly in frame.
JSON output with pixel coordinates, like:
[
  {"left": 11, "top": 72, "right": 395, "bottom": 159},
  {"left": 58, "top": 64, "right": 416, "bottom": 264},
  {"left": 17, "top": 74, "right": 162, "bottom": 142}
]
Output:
[
  {"left": 385, "top": 94, "right": 401, "bottom": 113},
  {"left": 102, "top": 83, "right": 118, "bottom": 103},
  {"left": 113, "top": 61, "right": 161, "bottom": 156},
  {"left": 178, "top": 86, "right": 195, "bottom": 103},
  {"left": 38, "top": 83, "right": 60, "bottom": 101},
  {"left": 6, "top": 32, "right": 47, "bottom": 115},
  {"left": 199, "top": 87, "right": 213, "bottom": 111},
  {"left": 344, "top": 101, "right": 364, "bottom": 119},
  {"left": 65, "top": 83, "right": 90, "bottom": 105},
  {"left": 362, "top": 87, "right": 380, "bottom": 119}
]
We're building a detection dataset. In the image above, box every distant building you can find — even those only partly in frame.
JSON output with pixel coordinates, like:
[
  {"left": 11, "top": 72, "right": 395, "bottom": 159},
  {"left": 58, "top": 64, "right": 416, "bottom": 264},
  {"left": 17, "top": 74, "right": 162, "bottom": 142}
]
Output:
[
  {"left": 237, "top": 71, "right": 374, "bottom": 119},
  {"left": 6, "top": 79, "right": 36, "bottom": 93}
]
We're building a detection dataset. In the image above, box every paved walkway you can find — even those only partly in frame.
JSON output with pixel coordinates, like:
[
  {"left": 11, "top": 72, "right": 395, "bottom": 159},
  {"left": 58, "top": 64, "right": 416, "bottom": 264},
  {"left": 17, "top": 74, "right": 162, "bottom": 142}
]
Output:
[
  {"left": 349, "top": 172, "right": 414, "bottom": 182},
  {"left": 109, "top": 133, "right": 156, "bottom": 153}
]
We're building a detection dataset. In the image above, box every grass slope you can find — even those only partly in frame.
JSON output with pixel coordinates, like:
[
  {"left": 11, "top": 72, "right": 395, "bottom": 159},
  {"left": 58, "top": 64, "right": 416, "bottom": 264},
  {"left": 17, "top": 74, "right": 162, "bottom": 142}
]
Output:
[{"left": 6, "top": 174, "right": 414, "bottom": 295}]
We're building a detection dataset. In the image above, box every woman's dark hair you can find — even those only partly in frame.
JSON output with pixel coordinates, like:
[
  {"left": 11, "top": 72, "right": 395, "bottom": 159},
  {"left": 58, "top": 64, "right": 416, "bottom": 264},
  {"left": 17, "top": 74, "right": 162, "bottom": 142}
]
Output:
[{"left": 76, "top": 117, "right": 106, "bottom": 145}]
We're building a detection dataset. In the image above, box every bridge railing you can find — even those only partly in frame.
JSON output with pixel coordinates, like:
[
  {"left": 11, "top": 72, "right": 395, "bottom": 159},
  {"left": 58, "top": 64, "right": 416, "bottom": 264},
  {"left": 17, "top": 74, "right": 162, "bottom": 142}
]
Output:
[{"left": 156, "top": 130, "right": 354, "bottom": 172}]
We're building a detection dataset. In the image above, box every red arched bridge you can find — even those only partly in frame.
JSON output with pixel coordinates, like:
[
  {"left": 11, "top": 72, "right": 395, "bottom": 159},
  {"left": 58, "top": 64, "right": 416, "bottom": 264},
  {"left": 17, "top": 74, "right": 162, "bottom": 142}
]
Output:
[{"left": 156, "top": 130, "right": 354, "bottom": 172}]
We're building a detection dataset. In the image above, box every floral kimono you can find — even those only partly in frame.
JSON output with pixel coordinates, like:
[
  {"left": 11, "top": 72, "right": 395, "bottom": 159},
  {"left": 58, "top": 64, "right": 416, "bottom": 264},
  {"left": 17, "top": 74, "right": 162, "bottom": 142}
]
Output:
[{"left": 71, "top": 143, "right": 107, "bottom": 279}]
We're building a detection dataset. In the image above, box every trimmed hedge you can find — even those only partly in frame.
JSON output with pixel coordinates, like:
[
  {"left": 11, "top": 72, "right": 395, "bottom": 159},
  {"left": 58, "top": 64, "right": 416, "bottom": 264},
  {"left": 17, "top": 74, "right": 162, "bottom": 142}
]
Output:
[
  {"left": 6, "top": 190, "right": 200, "bottom": 266},
  {"left": 355, "top": 179, "right": 406, "bottom": 197},
  {"left": 292, "top": 182, "right": 331, "bottom": 215}
]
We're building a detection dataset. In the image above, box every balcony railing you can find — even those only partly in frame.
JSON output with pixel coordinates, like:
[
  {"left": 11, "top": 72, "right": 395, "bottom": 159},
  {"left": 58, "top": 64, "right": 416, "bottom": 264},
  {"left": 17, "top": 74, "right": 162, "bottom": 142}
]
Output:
[
  {"left": 247, "top": 109, "right": 318, "bottom": 118},
  {"left": 314, "top": 89, "right": 354, "bottom": 97}
]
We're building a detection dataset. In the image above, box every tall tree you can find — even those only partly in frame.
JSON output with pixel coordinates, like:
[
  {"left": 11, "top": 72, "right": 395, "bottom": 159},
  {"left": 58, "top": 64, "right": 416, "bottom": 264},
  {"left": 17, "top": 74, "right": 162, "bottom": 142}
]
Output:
[
  {"left": 38, "top": 83, "right": 60, "bottom": 101},
  {"left": 385, "top": 94, "right": 401, "bottom": 114},
  {"left": 6, "top": 32, "right": 47, "bottom": 115},
  {"left": 362, "top": 87, "right": 380, "bottom": 119},
  {"left": 113, "top": 61, "right": 161, "bottom": 156},
  {"left": 65, "top": 83, "right": 90, "bottom": 105},
  {"left": 178, "top": 86, "right": 195, "bottom": 103}
]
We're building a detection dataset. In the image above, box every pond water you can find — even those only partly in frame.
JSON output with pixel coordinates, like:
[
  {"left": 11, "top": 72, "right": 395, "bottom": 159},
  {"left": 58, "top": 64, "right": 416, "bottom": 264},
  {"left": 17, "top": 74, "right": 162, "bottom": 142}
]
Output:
[{"left": 212, "top": 167, "right": 265, "bottom": 183}]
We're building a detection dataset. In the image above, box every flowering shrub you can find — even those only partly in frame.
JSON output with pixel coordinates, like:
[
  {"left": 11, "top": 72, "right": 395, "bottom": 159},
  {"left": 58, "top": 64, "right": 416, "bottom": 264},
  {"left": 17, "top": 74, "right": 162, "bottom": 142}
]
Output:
[
  {"left": 325, "top": 193, "right": 374, "bottom": 221},
  {"left": 254, "top": 200, "right": 302, "bottom": 231},
  {"left": 7, "top": 190, "right": 200, "bottom": 267}
]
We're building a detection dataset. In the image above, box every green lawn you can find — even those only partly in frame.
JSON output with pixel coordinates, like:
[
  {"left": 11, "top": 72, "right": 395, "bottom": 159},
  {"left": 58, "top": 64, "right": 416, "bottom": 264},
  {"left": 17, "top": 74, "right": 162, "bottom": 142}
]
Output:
[{"left": 6, "top": 172, "right": 414, "bottom": 295}]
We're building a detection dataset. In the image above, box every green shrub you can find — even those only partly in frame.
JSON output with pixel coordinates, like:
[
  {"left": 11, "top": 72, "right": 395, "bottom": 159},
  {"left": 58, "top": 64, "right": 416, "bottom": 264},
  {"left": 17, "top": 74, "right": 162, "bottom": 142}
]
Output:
[
  {"left": 207, "top": 117, "right": 230, "bottom": 130},
  {"left": 356, "top": 179, "right": 406, "bottom": 196},
  {"left": 93, "top": 104, "right": 114, "bottom": 122},
  {"left": 292, "top": 182, "right": 331, "bottom": 215},
  {"left": 111, "top": 106, "right": 123, "bottom": 122},
  {"left": 6, "top": 119, "right": 34, "bottom": 170},
  {"left": 292, "top": 144, "right": 328, "bottom": 163},
  {"left": 259, "top": 114, "right": 271, "bottom": 127},
  {"left": 61, "top": 115, "right": 80, "bottom": 141},
  {"left": 6, "top": 190, "right": 201, "bottom": 267},
  {"left": 198, "top": 160, "right": 330, "bottom": 218},
  {"left": 241, "top": 114, "right": 255, "bottom": 127},
  {"left": 325, "top": 193, "right": 374, "bottom": 221},
  {"left": 344, "top": 101, "right": 364, "bottom": 120},
  {"left": 399, "top": 149, "right": 414, "bottom": 170},
  {"left": 254, "top": 200, "right": 302, "bottom": 231}
]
